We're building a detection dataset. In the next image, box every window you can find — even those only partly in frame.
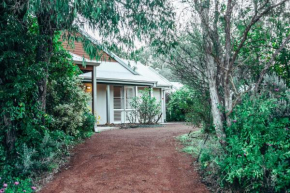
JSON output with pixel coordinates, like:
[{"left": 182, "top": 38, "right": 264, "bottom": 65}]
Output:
[
  {"left": 125, "top": 87, "right": 134, "bottom": 109},
  {"left": 114, "top": 111, "right": 122, "bottom": 122},
  {"left": 113, "top": 86, "right": 136, "bottom": 123}
]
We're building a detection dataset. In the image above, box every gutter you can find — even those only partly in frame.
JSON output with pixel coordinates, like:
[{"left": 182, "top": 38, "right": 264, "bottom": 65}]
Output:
[
  {"left": 81, "top": 77, "right": 157, "bottom": 87},
  {"left": 74, "top": 60, "right": 100, "bottom": 66}
]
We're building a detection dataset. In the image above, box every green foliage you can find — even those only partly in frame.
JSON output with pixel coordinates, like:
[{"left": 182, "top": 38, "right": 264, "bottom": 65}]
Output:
[
  {"left": 47, "top": 66, "right": 93, "bottom": 136},
  {"left": 167, "top": 87, "right": 194, "bottom": 121},
  {"left": 127, "top": 88, "right": 162, "bottom": 124},
  {"left": 13, "top": 130, "right": 75, "bottom": 177},
  {"left": 179, "top": 75, "right": 290, "bottom": 192},
  {"left": 178, "top": 131, "right": 223, "bottom": 187},
  {"left": 11, "top": 0, "right": 175, "bottom": 59},
  {"left": 47, "top": 37, "right": 95, "bottom": 137},
  {"left": 0, "top": 20, "right": 94, "bottom": 186},
  {"left": 0, "top": 8, "right": 45, "bottom": 174},
  {"left": 220, "top": 85, "right": 290, "bottom": 192},
  {"left": 167, "top": 86, "right": 212, "bottom": 132},
  {"left": 0, "top": 178, "right": 36, "bottom": 193}
]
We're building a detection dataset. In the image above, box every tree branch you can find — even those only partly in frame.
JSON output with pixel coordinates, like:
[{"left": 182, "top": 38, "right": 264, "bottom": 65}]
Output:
[
  {"left": 227, "top": 32, "right": 290, "bottom": 116},
  {"left": 230, "top": 0, "right": 289, "bottom": 68},
  {"left": 255, "top": 33, "right": 290, "bottom": 92}
]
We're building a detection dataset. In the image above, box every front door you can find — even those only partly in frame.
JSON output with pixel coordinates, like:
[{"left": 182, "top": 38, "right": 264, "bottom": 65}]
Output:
[
  {"left": 113, "top": 86, "right": 123, "bottom": 123},
  {"left": 113, "top": 86, "right": 135, "bottom": 123}
]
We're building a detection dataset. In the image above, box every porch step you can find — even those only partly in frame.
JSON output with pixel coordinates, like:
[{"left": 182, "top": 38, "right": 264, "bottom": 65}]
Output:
[{"left": 98, "top": 127, "right": 119, "bottom": 132}]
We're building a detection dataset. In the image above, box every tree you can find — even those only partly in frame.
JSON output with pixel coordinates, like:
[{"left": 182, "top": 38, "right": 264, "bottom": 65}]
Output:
[
  {"left": 0, "top": 0, "right": 175, "bottom": 155},
  {"left": 167, "top": 0, "right": 290, "bottom": 144},
  {"left": 1, "top": 0, "right": 175, "bottom": 111}
]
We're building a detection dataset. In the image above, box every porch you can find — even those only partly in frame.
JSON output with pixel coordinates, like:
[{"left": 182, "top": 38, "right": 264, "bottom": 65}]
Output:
[{"left": 83, "top": 83, "right": 167, "bottom": 125}]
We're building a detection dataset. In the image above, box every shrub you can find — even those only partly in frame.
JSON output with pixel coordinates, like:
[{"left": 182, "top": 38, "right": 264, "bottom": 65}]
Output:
[
  {"left": 14, "top": 130, "right": 75, "bottom": 177},
  {"left": 167, "top": 86, "right": 212, "bottom": 132},
  {"left": 47, "top": 36, "right": 95, "bottom": 137},
  {"left": 220, "top": 94, "right": 290, "bottom": 192},
  {"left": 127, "top": 88, "right": 162, "bottom": 124},
  {"left": 180, "top": 75, "right": 290, "bottom": 192},
  {"left": 218, "top": 75, "right": 290, "bottom": 192},
  {"left": 0, "top": 178, "right": 36, "bottom": 193},
  {"left": 166, "top": 87, "right": 194, "bottom": 121},
  {"left": 0, "top": 32, "right": 95, "bottom": 186}
]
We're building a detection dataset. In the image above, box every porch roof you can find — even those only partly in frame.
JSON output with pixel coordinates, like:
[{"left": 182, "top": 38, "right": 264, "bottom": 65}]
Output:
[
  {"left": 71, "top": 53, "right": 100, "bottom": 66},
  {"left": 122, "top": 60, "right": 172, "bottom": 88},
  {"left": 79, "top": 61, "right": 157, "bottom": 86},
  {"left": 67, "top": 30, "right": 172, "bottom": 88}
]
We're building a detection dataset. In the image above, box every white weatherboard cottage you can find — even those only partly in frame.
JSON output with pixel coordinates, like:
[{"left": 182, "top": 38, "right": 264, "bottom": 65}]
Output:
[
  {"left": 64, "top": 34, "right": 172, "bottom": 130},
  {"left": 78, "top": 56, "right": 172, "bottom": 125}
]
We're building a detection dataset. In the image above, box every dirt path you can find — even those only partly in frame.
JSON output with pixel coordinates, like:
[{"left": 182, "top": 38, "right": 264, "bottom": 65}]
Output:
[{"left": 41, "top": 123, "right": 209, "bottom": 193}]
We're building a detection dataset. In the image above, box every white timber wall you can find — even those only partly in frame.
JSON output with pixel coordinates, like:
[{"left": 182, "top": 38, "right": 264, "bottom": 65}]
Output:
[
  {"left": 153, "top": 88, "right": 161, "bottom": 103},
  {"left": 110, "top": 85, "right": 114, "bottom": 124},
  {"left": 153, "top": 88, "right": 163, "bottom": 123},
  {"left": 95, "top": 85, "right": 165, "bottom": 125},
  {"left": 96, "top": 84, "right": 107, "bottom": 125}
]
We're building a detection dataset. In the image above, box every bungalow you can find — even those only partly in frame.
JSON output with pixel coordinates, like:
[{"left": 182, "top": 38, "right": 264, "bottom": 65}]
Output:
[{"left": 62, "top": 32, "right": 172, "bottom": 131}]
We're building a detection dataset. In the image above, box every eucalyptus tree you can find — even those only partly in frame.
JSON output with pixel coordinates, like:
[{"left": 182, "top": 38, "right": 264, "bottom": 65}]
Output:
[
  {"left": 1, "top": 0, "right": 175, "bottom": 111},
  {"left": 0, "top": 0, "right": 175, "bottom": 156},
  {"left": 168, "top": 0, "right": 290, "bottom": 144}
]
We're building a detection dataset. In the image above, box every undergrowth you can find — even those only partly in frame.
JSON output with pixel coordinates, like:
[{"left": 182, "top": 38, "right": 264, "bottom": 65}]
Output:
[
  {"left": 177, "top": 130, "right": 225, "bottom": 192},
  {"left": 178, "top": 75, "right": 290, "bottom": 193}
]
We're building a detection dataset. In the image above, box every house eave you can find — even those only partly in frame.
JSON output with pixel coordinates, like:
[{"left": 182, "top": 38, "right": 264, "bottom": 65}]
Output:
[
  {"left": 81, "top": 77, "right": 157, "bottom": 87},
  {"left": 74, "top": 60, "right": 100, "bottom": 66},
  {"left": 155, "top": 85, "right": 173, "bottom": 89}
]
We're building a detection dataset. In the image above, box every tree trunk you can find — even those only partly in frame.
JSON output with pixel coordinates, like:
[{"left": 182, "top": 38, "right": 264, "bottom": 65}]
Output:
[
  {"left": 206, "top": 55, "right": 226, "bottom": 143},
  {"left": 195, "top": 0, "right": 227, "bottom": 143},
  {"left": 224, "top": 0, "right": 233, "bottom": 126},
  {"left": 224, "top": 81, "right": 233, "bottom": 126},
  {"left": 4, "top": 114, "right": 16, "bottom": 158},
  {"left": 36, "top": 12, "right": 55, "bottom": 113}
]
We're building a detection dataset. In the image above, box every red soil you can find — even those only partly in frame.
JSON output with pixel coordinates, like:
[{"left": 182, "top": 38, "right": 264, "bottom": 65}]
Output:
[{"left": 40, "top": 123, "right": 209, "bottom": 193}]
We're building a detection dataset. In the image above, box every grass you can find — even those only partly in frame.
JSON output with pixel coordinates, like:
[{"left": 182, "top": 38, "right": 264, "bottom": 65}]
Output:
[
  {"left": 177, "top": 129, "right": 225, "bottom": 192},
  {"left": 177, "top": 129, "right": 206, "bottom": 157}
]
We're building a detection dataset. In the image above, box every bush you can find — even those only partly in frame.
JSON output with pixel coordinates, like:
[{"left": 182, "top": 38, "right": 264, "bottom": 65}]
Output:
[
  {"left": 167, "top": 86, "right": 212, "bottom": 132},
  {"left": 0, "top": 32, "right": 95, "bottom": 186},
  {"left": 218, "top": 75, "right": 290, "bottom": 192},
  {"left": 220, "top": 94, "right": 290, "bottom": 192},
  {"left": 13, "top": 130, "right": 75, "bottom": 177},
  {"left": 47, "top": 34, "right": 95, "bottom": 137},
  {"left": 127, "top": 88, "right": 162, "bottom": 124},
  {"left": 179, "top": 75, "right": 290, "bottom": 192},
  {"left": 0, "top": 178, "right": 36, "bottom": 193},
  {"left": 166, "top": 87, "right": 193, "bottom": 121}
]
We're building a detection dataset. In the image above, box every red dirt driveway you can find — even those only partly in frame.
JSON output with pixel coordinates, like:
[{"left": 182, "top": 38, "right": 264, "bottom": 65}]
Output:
[{"left": 40, "top": 123, "right": 209, "bottom": 193}]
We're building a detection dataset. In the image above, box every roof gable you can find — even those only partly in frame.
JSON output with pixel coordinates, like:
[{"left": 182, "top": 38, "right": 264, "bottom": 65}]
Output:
[
  {"left": 122, "top": 60, "right": 172, "bottom": 87},
  {"left": 63, "top": 29, "right": 139, "bottom": 75},
  {"left": 62, "top": 39, "right": 116, "bottom": 62},
  {"left": 61, "top": 30, "right": 171, "bottom": 88}
]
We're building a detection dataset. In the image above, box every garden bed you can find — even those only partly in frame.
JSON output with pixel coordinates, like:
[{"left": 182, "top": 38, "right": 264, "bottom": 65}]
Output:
[{"left": 178, "top": 130, "right": 229, "bottom": 192}]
